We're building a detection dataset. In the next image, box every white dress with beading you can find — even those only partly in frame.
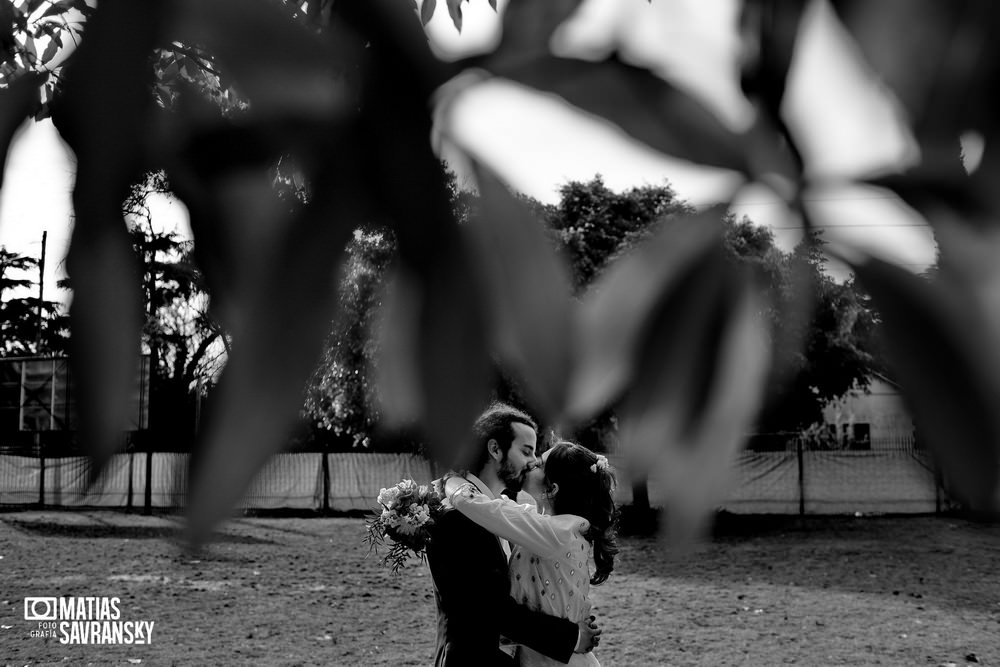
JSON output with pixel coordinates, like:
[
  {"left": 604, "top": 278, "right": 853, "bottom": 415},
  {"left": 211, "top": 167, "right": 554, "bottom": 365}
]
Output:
[{"left": 451, "top": 484, "right": 601, "bottom": 667}]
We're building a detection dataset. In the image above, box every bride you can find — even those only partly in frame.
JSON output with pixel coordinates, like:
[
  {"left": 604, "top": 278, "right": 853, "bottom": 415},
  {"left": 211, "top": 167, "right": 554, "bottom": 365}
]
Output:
[{"left": 446, "top": 440, "right": 619, "bottom": 666}]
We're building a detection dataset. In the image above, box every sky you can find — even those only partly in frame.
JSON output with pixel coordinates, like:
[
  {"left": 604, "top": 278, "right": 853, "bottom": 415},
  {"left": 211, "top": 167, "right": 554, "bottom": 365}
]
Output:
[{"left": 0, "top": 0, "right": 938, "bottom": 302}]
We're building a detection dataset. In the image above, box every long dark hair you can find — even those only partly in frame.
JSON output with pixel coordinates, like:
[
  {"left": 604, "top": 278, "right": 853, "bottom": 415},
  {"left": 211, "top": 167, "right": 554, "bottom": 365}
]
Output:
[{"left": 544, "top": 441, "right": 619, "bottom": 585}]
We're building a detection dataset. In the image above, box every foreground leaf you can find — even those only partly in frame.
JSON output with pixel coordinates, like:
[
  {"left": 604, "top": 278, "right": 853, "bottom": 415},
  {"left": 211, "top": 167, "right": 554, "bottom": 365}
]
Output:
[
  {"left": 171, "top": 0, "right": 351, "bottom": 124},
  {"left": 468, "top": 162, "right": 575, "bottom": 422},
  {"left": 620, "top": 261, "right": 771, "bottom": 543},
  {"left": 567, "top": 207, "right": 726, "bottom": 421},
  {"left": 445, "top": 0, "right": 463, "bottom": 32},
  {"left": 186, "top": 167, "right": 357, "bottom": 545},
  {"left": 851, "top": 256, "right": 1000, "bottom": 510},
  {"left": 345, "top": 0, "right": 490, "bottom": 468},
  {"left": 50, "top": 0, "right": 163, "bottom": 470},
  {"left": 493, "top": 54, "right": 755, "bottom": 174},
  {"left": 375, "top": 269, "right": 425, "bottom": 428}
]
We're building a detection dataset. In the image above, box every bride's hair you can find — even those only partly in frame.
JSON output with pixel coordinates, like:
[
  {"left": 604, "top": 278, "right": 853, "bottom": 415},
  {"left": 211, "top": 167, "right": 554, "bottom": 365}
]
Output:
[{"left": 544, "top": 441, "right": 619, "bottom": 585}]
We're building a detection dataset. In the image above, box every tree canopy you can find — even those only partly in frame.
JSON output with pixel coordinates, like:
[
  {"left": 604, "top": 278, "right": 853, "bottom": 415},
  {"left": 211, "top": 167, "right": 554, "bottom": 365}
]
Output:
[{"left": 0, "top": 246, "right": 67, "bottom": 356}]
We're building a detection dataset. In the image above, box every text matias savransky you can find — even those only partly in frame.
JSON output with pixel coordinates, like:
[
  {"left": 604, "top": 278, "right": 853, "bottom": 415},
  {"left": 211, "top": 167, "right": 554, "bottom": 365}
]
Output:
[{"left": 25, "top": 596, "right": 155, "bottom": 645}]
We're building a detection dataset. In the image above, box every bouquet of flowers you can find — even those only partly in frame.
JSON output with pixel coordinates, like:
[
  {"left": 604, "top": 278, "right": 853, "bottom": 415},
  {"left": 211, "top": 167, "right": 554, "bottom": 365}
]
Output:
[{"left": 365, "top": 478, "right": 450, "bottom": 573}]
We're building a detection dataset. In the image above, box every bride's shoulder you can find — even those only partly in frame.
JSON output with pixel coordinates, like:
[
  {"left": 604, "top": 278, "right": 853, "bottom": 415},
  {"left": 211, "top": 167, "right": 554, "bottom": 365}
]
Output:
[{"left": 552, "top": 513, "right": 590, "bottom": 536}]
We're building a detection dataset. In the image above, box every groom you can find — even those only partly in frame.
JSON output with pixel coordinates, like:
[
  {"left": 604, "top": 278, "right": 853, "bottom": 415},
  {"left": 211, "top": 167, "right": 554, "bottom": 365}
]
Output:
[{"left": 426, "top": 402, "right": 600, "bottom": 666}]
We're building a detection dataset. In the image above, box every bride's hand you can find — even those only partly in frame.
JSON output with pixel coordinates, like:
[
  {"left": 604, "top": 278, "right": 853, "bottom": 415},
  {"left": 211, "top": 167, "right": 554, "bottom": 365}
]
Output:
[
  {"left": 574, "top": 615, "right": 601, "bottom": 653},
  {"left": 442, "top": 474, "right": 467, "bottom": 499}
]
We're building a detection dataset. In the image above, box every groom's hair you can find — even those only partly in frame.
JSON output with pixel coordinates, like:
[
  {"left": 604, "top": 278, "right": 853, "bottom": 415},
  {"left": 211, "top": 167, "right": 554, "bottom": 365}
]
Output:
[{"left": 466, "top": 401, "right": 538, "bottom": 475}]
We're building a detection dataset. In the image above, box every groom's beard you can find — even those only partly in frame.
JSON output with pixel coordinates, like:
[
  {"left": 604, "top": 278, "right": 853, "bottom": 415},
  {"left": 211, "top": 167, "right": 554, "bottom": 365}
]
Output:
[{"left": 498, "top": 456, "right": 526, "bottom": 493}]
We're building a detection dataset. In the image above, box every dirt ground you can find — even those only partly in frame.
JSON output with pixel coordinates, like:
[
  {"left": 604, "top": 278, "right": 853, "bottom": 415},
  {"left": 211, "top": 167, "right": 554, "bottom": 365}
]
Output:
[{"left": 1, "top": 510, "right": 998, "bottom": 667}]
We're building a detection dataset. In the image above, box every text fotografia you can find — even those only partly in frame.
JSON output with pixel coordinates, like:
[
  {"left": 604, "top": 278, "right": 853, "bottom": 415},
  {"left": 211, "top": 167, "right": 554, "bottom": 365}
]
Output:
[{"left": 24, "top": 597, "right": 155, "bottom": 645}]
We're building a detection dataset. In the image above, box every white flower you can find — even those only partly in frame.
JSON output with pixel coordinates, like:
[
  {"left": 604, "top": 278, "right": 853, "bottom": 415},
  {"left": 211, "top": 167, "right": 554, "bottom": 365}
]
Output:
[
  {"left": 377, "top": 486, "right": 401, "bottom": 507},
  {"left": 394, "top": 517, "right": 419, "bottom": 536},
  {"left": 589, "top": 454, "right": 610, "bottom": 473},
  {"left": 381, "top": 508, "right": 401, "bottom": 528},
  {"left": 409, "top": 503, "right": 430, "bottom": 526}
]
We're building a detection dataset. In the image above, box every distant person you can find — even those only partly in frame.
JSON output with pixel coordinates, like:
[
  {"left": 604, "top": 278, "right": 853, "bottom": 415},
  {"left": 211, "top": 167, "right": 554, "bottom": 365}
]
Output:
[
  {"left": 426, "top": 402, "right": 600, "bottom": 666},
  {"left": 445, "top": 440, "right": 618, "bottom": 667}
]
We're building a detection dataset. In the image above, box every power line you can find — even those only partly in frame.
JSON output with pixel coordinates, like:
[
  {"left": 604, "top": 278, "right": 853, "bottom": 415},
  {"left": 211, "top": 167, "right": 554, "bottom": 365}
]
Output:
[
  {"left": 694, "top": 194, "right": 905, "bottom": 208},
  {"left": 769, "top": 223, "right": 932, "bottom": 230},
  {"left": 742, "top": 194, "right": 902, "bottom": 205}
]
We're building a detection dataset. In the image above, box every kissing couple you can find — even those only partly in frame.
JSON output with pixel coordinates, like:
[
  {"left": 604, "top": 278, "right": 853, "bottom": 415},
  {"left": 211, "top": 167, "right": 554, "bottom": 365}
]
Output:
[{"left": 427, "top": 401, "right": 619, "bottom": 666}]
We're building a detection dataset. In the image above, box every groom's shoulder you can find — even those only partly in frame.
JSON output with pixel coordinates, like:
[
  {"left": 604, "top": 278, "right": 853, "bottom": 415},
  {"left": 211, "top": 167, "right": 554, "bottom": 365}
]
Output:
[{"left": 433, "top": 503, "right": 483, "bottom": 537}]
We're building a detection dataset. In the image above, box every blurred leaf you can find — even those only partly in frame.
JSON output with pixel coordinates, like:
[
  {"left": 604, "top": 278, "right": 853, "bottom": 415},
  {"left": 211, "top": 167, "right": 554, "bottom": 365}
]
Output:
[
  {"left": 830, "top": 1, "right": 998, "bottom": 139},
  {"left": 375, "top": 269, "right": 425, "bottom": 428},
  {"left": 621, "top": 248, "right": 731, "bottom": 453},
  {"left": 39, "top": 34, "right": 59, "bottom": 64},
  {"left": 567, "top": 206, "right": 727, "bottom": 421},
  {"left": 740, "top": 2, "right": 806, "bottom": 119},
  {"left": 339, "top": 0, "right": 489, "bottom": 466},
  {"left": 851, "top": 256, "right": 1000, "bottom": 510},
  {"left": 39, "top": 0, "right": 82, "bottom": 19},
  {"left": 831, "top": 1, "right": 1000, "bottom": 221},
  {"left": 473, "top": 0, "right": 758, "bottom": 173},
  {"left": 171, "top": 0, "right": 353, "bottom": 124},
  {"left": 0, "top": 72, "right": 45, "bottom": 191},
  {"left": 739, "top": 1, "right": 807, "bottom": 173},
  {"left": 25, "top": 0, "right": 47, "bottom": 16},
  {"left": 484, "top": 0, "right": 581, "bottom": 70},
  {"left": 0, "top": 1, "right": 16, "bottom": 55},
  {"left": 621, "top": 266, "right": 771, "bottom": 543},
  {"left": 186, "top": 162, "right": 358, "bottom": 545},
  {"left": 416, "top": 245, "right": 493, "bottom": 468},
  {"left": 50, "top": 0, "right": 164, "bottom": 470},
  {"left": 420, "top": 0, "right": 436, "bottom": 26},
  {"left": 373, "top": 257, "right": 492, "bottom": 470},
  {"left": 468, "top": 161, "right": 575, "bottom": 422},
  {"left": 497, "top": 54, "right": 755, "bottom": 173},
  {"left": 445, "top": 0, "right": 463, "bottom": 32}
]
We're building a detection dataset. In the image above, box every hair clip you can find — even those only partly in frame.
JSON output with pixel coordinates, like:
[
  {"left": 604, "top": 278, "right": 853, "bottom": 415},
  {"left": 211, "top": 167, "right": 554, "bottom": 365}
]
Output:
[{"left": 589, "top": 454, "right": 609, "bottom": 473}]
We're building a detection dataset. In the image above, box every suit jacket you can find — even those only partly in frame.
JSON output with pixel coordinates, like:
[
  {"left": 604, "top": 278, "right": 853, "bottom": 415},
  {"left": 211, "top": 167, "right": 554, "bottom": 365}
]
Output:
[{"left": 427, "top": 493, "right": 578, "bottom": 666}]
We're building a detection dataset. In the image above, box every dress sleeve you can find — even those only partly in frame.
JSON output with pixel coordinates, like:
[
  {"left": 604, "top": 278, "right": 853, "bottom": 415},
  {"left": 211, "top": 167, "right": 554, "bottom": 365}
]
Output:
[{"left": 449, "top": 483, "right": 588, "bottom": 560}]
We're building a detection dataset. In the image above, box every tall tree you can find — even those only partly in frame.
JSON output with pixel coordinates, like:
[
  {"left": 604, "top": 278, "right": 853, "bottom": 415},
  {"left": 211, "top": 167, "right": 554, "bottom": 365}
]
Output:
[
  {"left": 301, "top": 227, "right": 395, "bottom": 449},
  {"left": 125, "top": 174, "right": 227, "bottom": 448},
  {"left": 0, "top": 247, "right": 68, "bottom": 356},
  {"left": 722, "top": 216, "right": 881, "bottom": 441}
]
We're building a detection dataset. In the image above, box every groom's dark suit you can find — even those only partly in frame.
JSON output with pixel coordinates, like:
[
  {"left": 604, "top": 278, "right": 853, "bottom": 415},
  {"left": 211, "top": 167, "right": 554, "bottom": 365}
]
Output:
[{"left": 427, "top": 483, "right": 579, "bottom": 666}]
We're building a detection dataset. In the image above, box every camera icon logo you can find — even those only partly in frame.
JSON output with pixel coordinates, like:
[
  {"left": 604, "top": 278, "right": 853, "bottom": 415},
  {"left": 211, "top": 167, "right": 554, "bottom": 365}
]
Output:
[{"left": 24, "top": 597, "right": 58, "bottom": 621}]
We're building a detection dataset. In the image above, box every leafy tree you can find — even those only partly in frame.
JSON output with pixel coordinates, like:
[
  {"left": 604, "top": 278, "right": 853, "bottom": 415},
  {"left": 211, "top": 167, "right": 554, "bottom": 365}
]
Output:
[
  {"left": 547, "top": 176, "right": 693, "bottom": 292},
  {"left": 722, "top": 216, "right": 881, "bottom": 441},
  {"left": 538, "top": 185, "right": 883, "bottom": 510},
  {"left": 125, "top": 174, "right": 227, "bottom": 448},
  {"left": 301, "top": 163, "right": 470, "bottom": 451},
  {"left": 0, "top": 247, "right": 68, "bottom": 356},
  {"left": 301, "top": 227, "right": 395, "bottom": 449},
  {"left": 3, "top": 0, "right": 999, "bottom": 543}
]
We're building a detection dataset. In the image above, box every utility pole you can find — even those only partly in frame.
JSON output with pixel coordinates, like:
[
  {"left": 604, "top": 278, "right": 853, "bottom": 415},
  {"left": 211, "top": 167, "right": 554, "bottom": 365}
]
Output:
[{"left": 35, "top": 230, "right": 47, "bottom": 349}]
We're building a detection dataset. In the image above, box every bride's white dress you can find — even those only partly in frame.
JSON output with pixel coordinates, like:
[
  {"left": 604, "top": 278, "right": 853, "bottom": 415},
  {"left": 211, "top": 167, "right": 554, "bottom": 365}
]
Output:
[{"left": 451, "top": 485, "right": 601, "bottom": 667}]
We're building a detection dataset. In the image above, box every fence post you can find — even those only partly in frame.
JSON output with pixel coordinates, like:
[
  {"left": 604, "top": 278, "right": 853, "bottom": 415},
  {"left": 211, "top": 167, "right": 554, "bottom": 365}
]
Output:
[
  {"left": 934, "top": 463, "right": 943, "bottom": 514},
  {"left": 127, "top": 448, "right": 134, "bottom": 512},
  {"left": 321, "top": 450, "right": 330, "bottom": 515},
  {"left": 143, "top": 449, "right": 152, "bottom": 515},
  {"left": 796, "top": 438, "right": 805, "bottom": 516},
  {"left": 36, "top": 432, "right": 44, "bottom": 508}
]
